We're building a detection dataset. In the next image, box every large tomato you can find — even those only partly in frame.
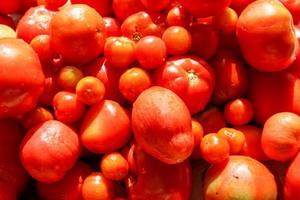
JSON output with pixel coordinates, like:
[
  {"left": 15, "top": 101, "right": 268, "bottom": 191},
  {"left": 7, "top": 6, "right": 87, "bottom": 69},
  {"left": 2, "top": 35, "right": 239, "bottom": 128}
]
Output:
[
  {"left": 0, "top": 38, "right": 44, "bottom": 118},
  {"left": 203, "top": 156, "right": 277, "bottom": 200},
  {"left": 154, "top": 56, "right": 215, "bottom": 114}
]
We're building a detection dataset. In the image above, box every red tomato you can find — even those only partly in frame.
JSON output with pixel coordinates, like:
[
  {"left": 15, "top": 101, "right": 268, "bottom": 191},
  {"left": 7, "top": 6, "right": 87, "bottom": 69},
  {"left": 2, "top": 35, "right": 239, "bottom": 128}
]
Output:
[
  {"left": 119, "top": 67, "right": 152, "bottom": 102},
  {"left": 217, "top": 127, "right": 245, "bottom": 155},
  {"left": 200, "top": 133, "right": 230, "bottom": 164},
  {"left": 0, "top": 0, "right": 21, "bottom": 14},
  {"left": 53, "top": 91, "right": 86, "bottom": 124},
  {"left": 71, "top": 0, "right": 112, "bottom": 16},
  {"left": 103, "top": 17, "right": 121, "bottom": 37},
  {"left": 236, "top": 0, "right": 298, "bottom": 72},
  {"left": 132, "top": 86, "right": 194, "bottom": 164},
  {"left": 81, "top": 100, "right": 131, "bottom": 153},
  {"left": 166, "top": 5, "right": 191, "bottom": 27},
  {"left": 100, "top": 152, "right": 129, "bottom": 181},
  {"left": 0, "top": 14, "right": 15, "bottom": 28},
  {"left": 190, "top": 119, "right": 204, "bottom": 159},
  {"left": 126, "top": 144, "right": 192, "bottom": 199},
  {"left": 37, "top": 161, "right": 93, "bottom": 200},
  {"left": 30, "top": 34, "right": 56, "bottom": 64},
  {"left": 284, "top": 151, "right": 300, "bottom": 200},
  {"left": 21, "top": 106, "right": 54, "bottom": 130},
  {"left": 203, "top": 156, "right": 277, "bottom": 200},
  {"left": 104, "top": 36, "right": 136, "bottom": 69},
  {"left": 212, "top": 7, "right": 238, "bottom": 35},
  {"left": 230, "top": 0, "right": 254, "bottom": 14},
  {"left": 211, "top": 50, "right": 248, "bottom": 105},
  {"left": 178, "top": 0, "right": 231, "bottom": 18},
  {"left": 76, "top": 76, "right": 106, "bottom": 105},
  {"left": 140, "top": 0, "right": 171, "bottom": 11},
  {"left": 280, "top": 0, "right": 300, "bottom": 24},
  {"left": 262, "top": 112, "right": 300, "bottom": 162},
  {"left": 162, "top": 26, "right": 192, "bottom": 55},
  {"left": 154, "top": 56, "right": 215, "bottom": 114},
  {"left": 224, "top": 98, "right": 254, "bottom": 125},
  {"left": 37, "top": 0, "right": 67, "bottom": 10},
  {"left": 58, "top": 66, "right": 84, "bottom": 90},
  {"left": 136, "top": 36, "right": 167, "bottom": 69},
  {"left": 112, "top": 0, "right": 144, "bottom": 21},
  {"left": 20, "top": 120, "right": 81, "bottom": 183},
  {"left": 50, "top": 4, "right": 106, "bottom": 65},
  {"left": 16, "top": 5, "right": 55, "bottom": 43},
  {"left": 0, "top": 38, "right": 44, "bottom": 118},
  {"left": 82, "top": 172, "right": 115, "bottom": 200}
]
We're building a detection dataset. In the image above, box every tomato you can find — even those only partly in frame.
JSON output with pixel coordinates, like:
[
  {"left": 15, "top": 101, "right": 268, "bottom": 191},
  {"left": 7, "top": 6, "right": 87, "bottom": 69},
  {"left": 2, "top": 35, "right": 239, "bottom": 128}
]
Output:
[
  {"left": 166, "top": 5, "right": 190, "bottom": 27},
  {"left": 71, "top": 0, "right": 112, "bottom": 16},
  {"left": 100, "top": 152, "right": 129, "bottom": 181},
  {"left": 58, "top": 66, "right": 84, "bottom": 90},
  {"left": 50, "top": 4, "right": 106, "bottom": 65},
  {"left": 126, "top": 144, "right": 192, "bottom": 200},
  {"left": 140, "top": 0, "right": 170, "bottom": 11},
  {"left": 0, "top": 0, "right": 21, "bottom": 14},
  {"left": 132, "top": 86, "right": 194, "bottom": 164},
  {"left": 236, "top": 0, "right": 298, "bottom": 72},
  {"left": 20, "top": 120, "right": 81, "bottom": 183},
  {"left": 16, "top": 5, "right": 55, "bottom": 43},
  {"left": 235, "top": 125, "right": 269, "bottom": 161},
  {"left": 81, "top": 100, "right": 131, "bottom": 153},
  {"left": 279, "top": 0, "right": 300, "bottom": 24},
  {"left": 53, "top": 91, "right": 86, "bottom": 124},
  {"left": 0, "top": 14, "right": 15, "bottom": 28},
  {"left": 189, "top": 24, "right": 219, "bottom": 60},
  {"left": 178, "top": 0, "right": 231, "bottom": 18},
  {"left": 104, "top": 36, "right": 136, "bottom": 69},
  {"left": 262, "top": 112, "right": 300, "bottom": 162},
  {"left": 230, "top": 0, "right": 254, "bottom": 14},
  {"left": 119, "top": 67, "right": 152, "bottom": 102},
  {"left": 112, "top": 0, "right": 144, "bottom": 21},
  {"left": 284, "top": 151, "right": 300, "bottom": 200},
  {"left": 212, "top": 7, "right": 238, "bottom": 35},
  {"left": 0, "top": 24, "right": 16, "bottom": 39},
  {"left": 21, "top": 106, "right": 54, "bottom": 130},
  {"left": 162, "top": 26, "right": 192, "bottom": 55},
  {"left": 154, "top": 56, "right": 215, "bottom": 114},
  {"left": 76, "top": 76, "right": 106, "bottom": 105},
  {"left": 224, "top": 98, "right": 254, "bottom": 125},
  {"left": 30, "top": 34, "right": 56, "bottom": 64},
  {"left": 0, "top": 38, "right": 44, "bottom": 118},
  {"left": 217, "top": 128, "right": 245, "bottom": 155},
  {"left": 37, "top": 0, "right": 67, "bottom": 10},
  {"left": 203, "top": 156, "right": 277, "bottom": 200},
  {"left": 37, "top": 161, "right": 92, "bottom": 200},
  {"left": 135, "top": 36, "right": 167, "bottom": 69},
  {"left": 190, "top": 119, "right": 204, "bottom": 159},
  {"left": 121, "top": 11, "right": 163, "bottom": 41},
  {"left": 103, "top": 17, "right": 121, "bottom": 37},
  {"left": 82, "top": 172, "right": 115, "bottom": 200}
]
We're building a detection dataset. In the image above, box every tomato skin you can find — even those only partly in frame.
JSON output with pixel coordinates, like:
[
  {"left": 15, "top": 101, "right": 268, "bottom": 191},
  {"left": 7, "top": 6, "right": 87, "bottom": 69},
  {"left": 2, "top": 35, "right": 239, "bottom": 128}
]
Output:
[
  {"left": 203, "top": 156, "right": 277, "bottom": 200},
  {"left": 0, "top": 14, "right": 15, "bottom": 29},
  {"left": 37, "top": 161, "right": 93, "bottom": 200},
  {"left": 126, "top": 144, "right": 192, "bottom": 200},
  {"left": 30, "top": 34, "right": 56, "bottom": 64},
  {"left": 71, "top": 0, "right": 112, "bottom": 16},
  {"left": 58, "top": 66, "right": 84, "bottom": 91},
  {"left": 103, "top": 17, "right": 121, "bottom": 37},
  {"left": 279, "top": 0, "right": 300, "bottom": 24},
  {"left": 16, "top": 6, "right": 55, "bottom": 43},
  {"left": 0, "top": 38, "right": 44, "bottom": 118},
  {"left": 224, "top": 98, "right": 254, "bottom": 125},
  {"left": 50, "top": 4, "right": 106, "bottom": 65},
  {"left": 37, "top": 0, "right": 67, "bottom": 10},
  {"left": 166, "top": 5, "right": 190, "bottom": 27},
  {"left": 0, "top": 0, "right": 21, "bottom": 14},
  {"left": 236, "top": 0, "right": 298, "bottom": 72},
  {"left": 132, "top": 86, "right": 194, "bottom": 164},
  {"left": 284, "top": 152, "right": 300, "bottom": 200},
  {"left": 21, "top": 106, "right": 54, "bottom": 130},
  {"left": 81, "top": 100, "right": 131, "bottom": 154},
  {"left": 154, "top": 56, "right": 215, "bottom": 114},
  {"left": 212, "top": 7, "right": 238, "bottom": 35},
  {"left": 140, "top": 0, "right": 171, "bottom": 11},
  {"left": 20, "top": 120, "right": 81, "bottom": 183},
  {"left": 112, "top": 0, "right": 144, "bottom": 21},
  {"left": 217, "top": 128, "right": 245, "bottom": 155}
]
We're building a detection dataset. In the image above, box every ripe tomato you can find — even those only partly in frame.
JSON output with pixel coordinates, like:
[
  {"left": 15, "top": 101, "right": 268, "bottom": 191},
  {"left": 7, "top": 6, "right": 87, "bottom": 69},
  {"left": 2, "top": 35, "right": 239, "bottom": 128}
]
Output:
[
  {"left": 37, "top": 161, "right": 92, "bottom": 200},
  {"left": 0, "top": 14, "right": 15, "bottom": 28},
  {"left": 112, "top": 0, "right": 144, "bottom": 21},
  {"left": 103, "top": 17, "right": 121, "bottom": 37},
  {"left": 224, "top": 98, "right": 254, "bottom": 125},
  {"left": 190, "top": 119, "right": 204, "bottom": 159},
  {"left": 0, "top": 38, "right": 44, "bottom": 118},
  {"left": 154, "top": 56, "right": 215, "bottom": 114},
  {"left": 20, "top": 120, "right": 81, "bottom": 183},
  {"left": 58, "top": 66, "right": 84, "bottom": 90},
  {"left": 166, "top": 5, "right": 190, "bottom": 27},
  {"left": 140, "top": 0, "right": 170, "bottom": 11},
  {"left": 284, "top": 152, "right": 300, "bottom": 200},
  {"left": 217, "top": 128, "right": 245, "bottom": 155},
  {"left": 30, "top": 34, "right": 56, "bottom": 64},
  {"left": 37, "top": 0, "right": 67, "bottom": 10},
  {"left": 71, "top": 0, "right": 112, "bottom": 16},
  {"left": 212, "top": 7, "right": 238, "bottom": 35},
  {"left": 50, "top": 4, "right": 106, "bottom": 65},
  {"left": 0, "top": 0, "right": 21, "bottom": 14},
  {"left": 21, "top": 106, "right": 54, "bottom": 130},
  {"left": 81, "top": 100, "right": 131, "bottom": 153}
]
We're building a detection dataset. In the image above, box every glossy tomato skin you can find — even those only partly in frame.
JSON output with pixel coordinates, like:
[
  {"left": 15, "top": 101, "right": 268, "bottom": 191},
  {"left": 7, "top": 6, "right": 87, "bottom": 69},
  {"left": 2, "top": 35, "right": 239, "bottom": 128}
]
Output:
[
  {"left": 224, "top": 98, "right": 254, "bottom": 125},
  {"left": 284, "top": 152, "right": 300, "bottom": 200},
  {"left": 166, "top": 5, "right": 191, "bottom": 27},
  {"left": 203, "top": 156, "right": 277, "bottom": 200},
  {"left": 37, "top": 161, "right": 93, "bottom": 200},
  {"left": 217, "top": 128, "right": 245, "bottom": 155},
  {"left": 20, "top": 120, "right": 81, "bottom": 183},
  {"left": 103, "top": 17, "right": 121, "bottom": 37},
  {"left": 16, "top": 5, "right": 55, "bottom": 43},
  {"left": 154, "top": 56, "right": 215, "bottom": 114},
  {"left": 30, "top": 34, "right": 56, "bottom": 64},
  {"left": 21, "top": 106, "right": 54, "bottom": 130},
  {"left": 112, "top": 0, "right": 144, "bottom": 21},
  {"left": 236, "top": 0, "right": 298, "bottom": 72},
  {"left": 50, "top": 4, "right": 106, "bottom": 65},
  {"left": 81, "top": 100, "right": 131, "bottom": 153},
  {"left": 0, "top": 38, "right": 44, "bottom": 118},
  {"left": 126, "top": 144, "right": 192, "bottom": 200},
  {"left": 132, "top": 86, "right": 194, "bottom": 164},
  {"left": 71, "top": 0, "right": 112, "bottom": 16},
  {"left": 0, "top": 0, "right": 21, "bottom": 14},
  {"left": 279, "top": 0, "right": 300, "bottom": 24}
]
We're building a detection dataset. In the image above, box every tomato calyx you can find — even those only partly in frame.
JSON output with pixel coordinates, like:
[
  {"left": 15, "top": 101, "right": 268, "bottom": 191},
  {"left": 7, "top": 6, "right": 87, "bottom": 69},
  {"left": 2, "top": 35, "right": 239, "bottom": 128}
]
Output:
[{"left": 187, "top": 70, "right": 199, "bottom": 83}]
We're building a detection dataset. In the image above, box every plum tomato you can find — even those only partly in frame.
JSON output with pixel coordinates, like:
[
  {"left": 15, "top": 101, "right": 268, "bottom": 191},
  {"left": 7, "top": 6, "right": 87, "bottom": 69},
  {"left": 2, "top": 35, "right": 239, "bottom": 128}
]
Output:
[
  {"left": 21, "top": 106, "right": 54, "bottom": 130},
  {"left": 112, "top": 0, "right": 144, "bottom": 21},
  {"left": 200, "top": 133, "right": 230, "bottom": 164},
  {"left": 58, "top": 66, "right": 84, "bottom": 91},
  {"left": 136, "top": 36, "right": 167, "bottom": 69},
  {"left": 140, "top": 0, "right": 171, "bottom": 11},
  {"left": 119, "top": 67, "right": 152, "bottom": 102},
  {"left": 53, "top": 91, "right": 86, "bottom": 124},
  {"left": 217, "top": 127, "right": 245, "bottom": 155},
  {"left": 100, "top": 152, "right": 129, "bottom": 181},
  {"left": 50, "top": 4, "right": 106, "bottom": 65},
  {"left": 82, "top": 172, "right": 115, "bottom": 200},
  {"left": 224, "top": 98, "right": 254, "bottom": 125},
  {"left": 162, "top": 26, "right": 192, "bottom": 55},
  {"left": 104, "top": 36, "right": 136, "bottom": 69},
  {"left": 154, "top": 56, "right": 215, "bottom": 114},
  {"left": 71, "top": 0, "right": 112, "bottom": 16},
  {"left": 0, "top": 0, "right": 21, "bottom": 14},
  {"left": 20, "top": 120, "right": 81, "bottom": 183},
  {"left": 103, "top": 17, "right": 121, "bottom": 37},
  {"left": 76, "top": 76, "right": 106, "bottom": 105}
]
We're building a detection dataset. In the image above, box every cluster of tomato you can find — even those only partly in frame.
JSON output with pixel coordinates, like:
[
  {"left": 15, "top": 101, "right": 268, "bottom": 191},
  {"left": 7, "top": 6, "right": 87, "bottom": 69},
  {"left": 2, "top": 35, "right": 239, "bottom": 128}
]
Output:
[{"left": 0, "top": 0, "right": 300, "bottom": 199}]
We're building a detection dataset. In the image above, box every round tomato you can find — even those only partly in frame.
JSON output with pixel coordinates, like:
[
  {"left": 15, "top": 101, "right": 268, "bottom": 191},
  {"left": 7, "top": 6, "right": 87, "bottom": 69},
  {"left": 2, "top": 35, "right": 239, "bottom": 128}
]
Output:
[
  {"left": 30, "top": 34, "right": 56, "bottom": 64},
  {"left": 224, "top": 98, "right": 254, "bottom": 125},
  {"left": 103, "top": 17, "right": 121, "bottom": 37},
  {"left": 71, "top": 0, "right": 112, "bottom": 16},
  {"left": 58, "top": 66, "right": 84, "bottom": 90},
  {"left": 112, "top": 0, "right": 144, "bottom": 21}
]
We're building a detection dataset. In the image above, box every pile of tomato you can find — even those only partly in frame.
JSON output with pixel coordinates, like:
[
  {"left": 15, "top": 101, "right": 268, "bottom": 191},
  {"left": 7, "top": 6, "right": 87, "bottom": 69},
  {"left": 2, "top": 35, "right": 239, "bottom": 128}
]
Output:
[{"left": 0, "top": 0, "right": 300, "bottom": 199}]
